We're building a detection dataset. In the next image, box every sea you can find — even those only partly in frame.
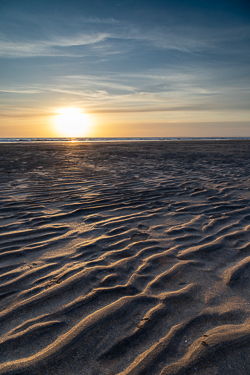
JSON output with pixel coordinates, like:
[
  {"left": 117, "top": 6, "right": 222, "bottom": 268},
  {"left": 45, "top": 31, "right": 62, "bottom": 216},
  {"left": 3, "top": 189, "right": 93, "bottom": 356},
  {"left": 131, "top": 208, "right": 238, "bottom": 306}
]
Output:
[{"left": 0, "top": 137, "right": 249, "bottom": 143}]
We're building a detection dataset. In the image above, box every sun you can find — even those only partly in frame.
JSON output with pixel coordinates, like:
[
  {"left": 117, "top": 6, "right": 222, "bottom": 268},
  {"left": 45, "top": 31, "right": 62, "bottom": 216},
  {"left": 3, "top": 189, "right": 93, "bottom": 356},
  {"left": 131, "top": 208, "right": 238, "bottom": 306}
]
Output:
[{"left": 54, "top": 108, "right": 91, "bottom": 137}]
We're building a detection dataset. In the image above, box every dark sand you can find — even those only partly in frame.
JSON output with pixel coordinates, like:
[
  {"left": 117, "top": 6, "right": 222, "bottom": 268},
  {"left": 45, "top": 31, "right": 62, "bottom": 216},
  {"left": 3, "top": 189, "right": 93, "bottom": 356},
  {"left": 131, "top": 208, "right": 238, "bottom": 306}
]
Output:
[{"left": 0, "top": 140, "right": 249, "bottom": 375}]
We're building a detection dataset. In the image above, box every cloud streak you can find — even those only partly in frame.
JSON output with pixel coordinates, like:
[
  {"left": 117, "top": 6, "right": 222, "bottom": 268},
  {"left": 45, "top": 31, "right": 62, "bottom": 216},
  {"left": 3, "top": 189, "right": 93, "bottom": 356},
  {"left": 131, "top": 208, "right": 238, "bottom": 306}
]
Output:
[
  {"left": 0, "top": 33, "right": 109, "bottom": 58},
  {"left": 1, "top": 8, "right": 249, "bottom": 59}
]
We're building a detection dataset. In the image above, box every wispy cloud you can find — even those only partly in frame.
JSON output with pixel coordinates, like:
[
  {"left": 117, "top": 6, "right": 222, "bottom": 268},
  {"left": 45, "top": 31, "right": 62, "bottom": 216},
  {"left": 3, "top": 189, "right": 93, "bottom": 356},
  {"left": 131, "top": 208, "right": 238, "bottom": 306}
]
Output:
[
  {"left": 0, "top": 88, "right": 41, "bottom": 94},
  {"left": 0, "top": 32, "right": 109, "bottom": 58},
  {"left": 1, "top": 8, "right": 249, "bottom": 59}
]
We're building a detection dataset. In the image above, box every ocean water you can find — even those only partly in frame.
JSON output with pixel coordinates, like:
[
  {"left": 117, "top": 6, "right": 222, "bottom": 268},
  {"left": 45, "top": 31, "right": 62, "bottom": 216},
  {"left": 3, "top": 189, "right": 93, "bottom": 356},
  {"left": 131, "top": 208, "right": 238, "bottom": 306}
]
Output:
[{"left": 0, "top": 137, "right": 249, "bottom": 143}]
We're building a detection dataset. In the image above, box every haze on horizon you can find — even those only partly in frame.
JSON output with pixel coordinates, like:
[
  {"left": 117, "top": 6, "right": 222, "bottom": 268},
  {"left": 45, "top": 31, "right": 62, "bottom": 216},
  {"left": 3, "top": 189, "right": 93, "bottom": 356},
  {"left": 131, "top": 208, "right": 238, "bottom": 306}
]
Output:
[{"left": 0, "top": 0, "right": 250, "bottom": 138}]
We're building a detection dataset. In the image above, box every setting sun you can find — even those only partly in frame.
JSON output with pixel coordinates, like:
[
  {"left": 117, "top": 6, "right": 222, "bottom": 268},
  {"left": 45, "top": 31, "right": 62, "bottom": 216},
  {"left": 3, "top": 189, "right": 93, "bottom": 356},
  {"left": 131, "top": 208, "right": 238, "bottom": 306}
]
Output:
[{"left": 54, "top": 108, "right": 91, "bottom": 137}]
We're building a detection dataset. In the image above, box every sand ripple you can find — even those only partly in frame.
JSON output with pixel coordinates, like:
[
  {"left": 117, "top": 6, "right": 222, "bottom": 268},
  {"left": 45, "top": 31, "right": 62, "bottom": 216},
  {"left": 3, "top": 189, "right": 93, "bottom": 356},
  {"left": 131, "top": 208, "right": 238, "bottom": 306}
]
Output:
[{"left": 0, "top": 141, "right": 249, "bottom": 374}]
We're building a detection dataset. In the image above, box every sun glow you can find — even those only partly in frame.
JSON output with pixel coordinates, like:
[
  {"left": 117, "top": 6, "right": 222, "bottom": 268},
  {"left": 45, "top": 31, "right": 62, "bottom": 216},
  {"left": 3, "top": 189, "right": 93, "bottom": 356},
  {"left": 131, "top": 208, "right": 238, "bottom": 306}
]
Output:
[{"left": 54, "top": 108, "right": 91, "bottom": 137}]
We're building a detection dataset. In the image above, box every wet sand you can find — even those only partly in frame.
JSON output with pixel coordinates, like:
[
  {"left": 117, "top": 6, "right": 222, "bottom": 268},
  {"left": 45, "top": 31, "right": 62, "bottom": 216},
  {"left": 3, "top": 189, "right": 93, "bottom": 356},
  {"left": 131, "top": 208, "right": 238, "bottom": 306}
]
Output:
[{"left": 0, "top": 140, "right": 249, "bottom": 375}]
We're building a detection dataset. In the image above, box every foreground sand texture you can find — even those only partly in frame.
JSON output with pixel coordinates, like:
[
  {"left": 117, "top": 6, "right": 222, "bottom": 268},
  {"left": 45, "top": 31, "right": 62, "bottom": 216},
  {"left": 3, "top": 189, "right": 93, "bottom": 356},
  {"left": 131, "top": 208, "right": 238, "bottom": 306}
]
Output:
[{"left": 0, "top": 140, "right": 250, "bottom": 375}]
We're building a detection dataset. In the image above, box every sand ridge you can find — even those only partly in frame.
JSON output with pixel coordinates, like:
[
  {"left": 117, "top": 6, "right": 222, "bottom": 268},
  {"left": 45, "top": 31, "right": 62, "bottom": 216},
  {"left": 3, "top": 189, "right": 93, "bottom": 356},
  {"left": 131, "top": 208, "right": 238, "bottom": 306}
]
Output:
[{"left": 0, "top": 141, "right": 249, "bottom": 374}]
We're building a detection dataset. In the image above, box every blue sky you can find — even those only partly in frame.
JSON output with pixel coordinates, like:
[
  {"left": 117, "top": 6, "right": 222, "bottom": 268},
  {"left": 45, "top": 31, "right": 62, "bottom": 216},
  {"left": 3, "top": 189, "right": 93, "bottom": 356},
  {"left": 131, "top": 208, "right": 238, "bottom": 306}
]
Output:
[{"left": 0, "top": 0, "right": 250, "bottom": 137}]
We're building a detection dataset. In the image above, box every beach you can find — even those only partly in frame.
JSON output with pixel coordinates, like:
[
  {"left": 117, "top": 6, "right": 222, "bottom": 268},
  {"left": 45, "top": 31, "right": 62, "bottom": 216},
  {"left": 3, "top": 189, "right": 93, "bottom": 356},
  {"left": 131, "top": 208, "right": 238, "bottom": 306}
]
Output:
[{"left": 0, "top": 140, "right": 249, "bottom": 375}]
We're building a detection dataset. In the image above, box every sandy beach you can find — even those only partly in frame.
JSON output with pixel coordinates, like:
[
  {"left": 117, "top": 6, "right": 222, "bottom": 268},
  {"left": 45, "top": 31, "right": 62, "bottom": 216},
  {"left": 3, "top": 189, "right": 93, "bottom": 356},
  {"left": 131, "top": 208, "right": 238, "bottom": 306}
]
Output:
[{"left": 0, "top": 140, "right": 249, "bottom": 375}]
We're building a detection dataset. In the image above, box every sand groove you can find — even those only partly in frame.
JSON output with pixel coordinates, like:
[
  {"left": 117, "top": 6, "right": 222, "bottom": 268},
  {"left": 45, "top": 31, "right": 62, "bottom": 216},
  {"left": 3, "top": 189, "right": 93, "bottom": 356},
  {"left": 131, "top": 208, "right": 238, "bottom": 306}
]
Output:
[{"left": 0, "top": 141, "right": 249, "bottom": 374}]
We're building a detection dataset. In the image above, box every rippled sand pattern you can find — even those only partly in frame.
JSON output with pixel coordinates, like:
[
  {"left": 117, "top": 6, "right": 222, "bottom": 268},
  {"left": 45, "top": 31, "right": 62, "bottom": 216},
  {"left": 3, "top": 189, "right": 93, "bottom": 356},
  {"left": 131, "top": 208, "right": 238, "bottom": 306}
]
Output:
[{"left": 0, "top": 141, "right": 249, "bottom": 375}]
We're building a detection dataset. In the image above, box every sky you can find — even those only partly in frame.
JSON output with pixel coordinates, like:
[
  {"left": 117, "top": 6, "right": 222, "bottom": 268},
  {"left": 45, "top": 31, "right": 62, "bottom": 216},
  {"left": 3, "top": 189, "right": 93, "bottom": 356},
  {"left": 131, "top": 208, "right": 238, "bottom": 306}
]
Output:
[{"left": 0, "top": 0, "right": 250, "bottom": 138}]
